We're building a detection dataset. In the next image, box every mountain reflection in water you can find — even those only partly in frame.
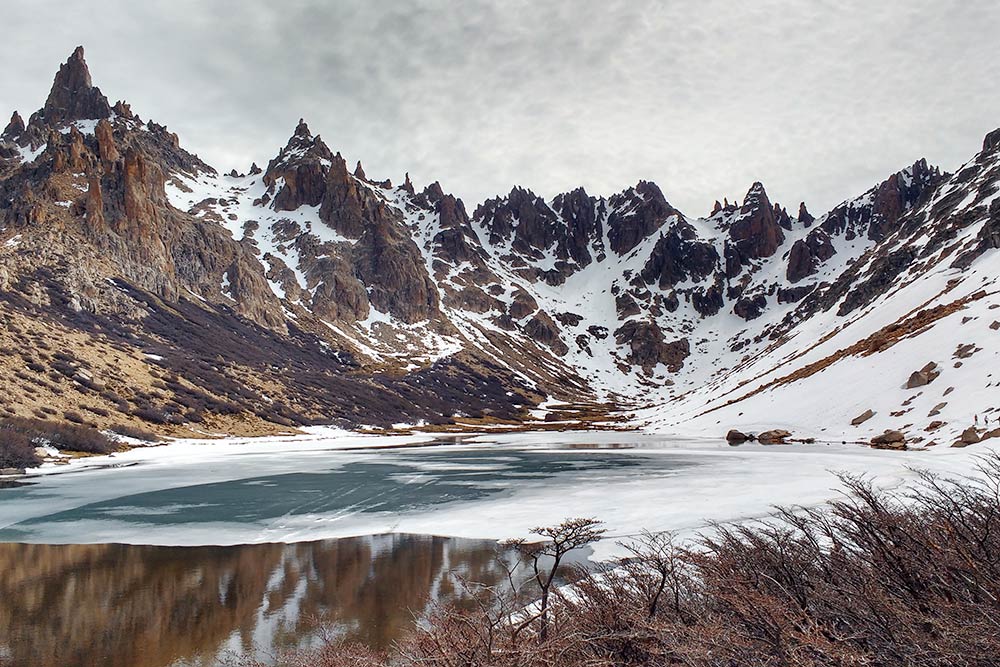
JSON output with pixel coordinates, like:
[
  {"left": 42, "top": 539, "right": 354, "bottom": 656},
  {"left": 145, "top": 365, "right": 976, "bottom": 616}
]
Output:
[{"left": 0, "top": 534, "right": 513, "bottom": 667}]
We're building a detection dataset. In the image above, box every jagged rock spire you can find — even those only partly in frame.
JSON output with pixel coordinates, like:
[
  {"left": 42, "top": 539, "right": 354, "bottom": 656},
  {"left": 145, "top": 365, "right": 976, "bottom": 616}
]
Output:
[
  {"left": 798, "top": 201, "right": 814, "bottom": 226},
  {"left": 2, "top": 111, "right": 24, "bottom": 139},
  {"left": 984, "top": 127, "right": 1000, "bottom": 154},
  {"left": 293, "top": 118, "right": 311, "bottom": 138},
  {"left": 354, "top": 160, "right": 367, "bottom": 180},
  {"left": 40, "top": 46, "right": 111, "bottom": 125}
]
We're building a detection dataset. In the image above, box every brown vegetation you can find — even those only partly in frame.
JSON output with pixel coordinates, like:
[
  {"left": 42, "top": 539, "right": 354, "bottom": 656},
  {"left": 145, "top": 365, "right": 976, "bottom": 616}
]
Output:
[
  {"left": 0, "top": 417, "right": 117, "bottom": 467},
  {"left": 254, "top": 455, "right": 1000, "bottom": 666}
]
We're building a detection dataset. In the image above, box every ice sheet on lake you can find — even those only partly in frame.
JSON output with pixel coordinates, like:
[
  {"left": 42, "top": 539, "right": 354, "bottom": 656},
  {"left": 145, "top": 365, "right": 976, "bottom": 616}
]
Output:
[{"left": 1, "top": 428, "right": 996, "bottom": 559}]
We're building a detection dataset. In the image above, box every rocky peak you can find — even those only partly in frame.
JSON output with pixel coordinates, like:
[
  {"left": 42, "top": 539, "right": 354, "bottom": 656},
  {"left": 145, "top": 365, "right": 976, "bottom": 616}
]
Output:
[
  {"left": 423, "top": 181, "right": 446, "bottom": 202},
  {"left": 552, "top": 186, "right": 603, "bottom": 265},
  {"left": 36, "top": 46, "right": 111, "bottom": 126},
  {"left": 741, "top": 181, "right": 771, "bottom": 211},
  {"left": 723, "top": 181, "right": 786, "bottom": 278},
  {"left": 2, "top": 111, "right": 25, "bottom": 140},
  {"left": 263, "top": 120, "right": 336, "bottom": 211},
  {"left": 354, "top": 160, "right": 367, "bottom": 180},
  {"left": 112, "top": 100, "right": 135, "bottom": 120},
  {"left": 983, "top": 127, "right": 1000, "bottom": 154},
  {"left": 798, "top": 202, "right": 814, "bottom": 226},
  {"left": 820, "top": 159, "right": 942, "bottom": 242},
  {"left": 607, "top": 180, "right": 676, "bottom": 255}
]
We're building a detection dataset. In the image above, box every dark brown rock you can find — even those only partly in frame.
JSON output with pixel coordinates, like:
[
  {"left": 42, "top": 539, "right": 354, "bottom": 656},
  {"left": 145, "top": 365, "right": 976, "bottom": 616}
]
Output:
[
  {"left": 983, "top": 127, "right": 1000, "bottom": 154},
  {"left": 640, "top": 220, "right": 719, "bottom": 289},
  {"left": 725, "top": 182, "right": 785, "bottom": 277},
  {"left": 523, "top": 312, "right": 568, "bottom": 356},
  {"left": 264, "top": 120, "right": 333, "bottom": 212},
  {"left": 36, "top": 46, "right": 111, "bottom": 126},
  {"left": 786, "top": 229, "right": 836, "bottom": 283},
  {"left": 851, "top": 409, "right": 875, "bottom": 426},
  {"left": 607, "top": 181, "right": 675, "bottom": 255},
  {"left": 733, "top": 294, "right": 767, "bottom": 321},
  {"left": 508, "top": 290, "right": 538, "bottom": 320},
  {"left": 960, "top": 427, "right": 981, "bottom": 445},
  {"left": 758, "top": 429, "right": 792, "bottom": 444},
  {"left": 726, "top": 429, "right": 753, "bottom": 443},
  {"left": 798, "top": 202, "right": 814, "bottom": 226},
  {"left": 906, "top": 362, "right": 940, "bottom": 389},
  {"left": 777, "top": 284, "right": 815, "bottom": 304},
  {"left": 2, "top": 111, "right": 24, "bottom": 140},
  {"left": 871, "top": 430, "right": 906, "bottom": 449},
  {"left": 613, "top": 321, "right": 689, "bottom": 374}
]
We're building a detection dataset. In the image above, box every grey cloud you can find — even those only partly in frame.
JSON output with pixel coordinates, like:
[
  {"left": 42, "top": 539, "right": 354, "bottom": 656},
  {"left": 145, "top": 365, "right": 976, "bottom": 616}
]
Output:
[{"left": 2, "top": 0, "right": 998, "bottom": 215}]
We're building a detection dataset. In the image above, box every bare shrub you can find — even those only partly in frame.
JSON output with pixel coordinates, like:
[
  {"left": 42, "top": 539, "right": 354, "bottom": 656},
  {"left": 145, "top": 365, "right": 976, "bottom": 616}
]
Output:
[
  {"left": 238, "top": 456, "right": 1000, "bottom": 667},
  {"left": 1, "top": 417, "right": 116, "bottom": 454},
  {"left": 0, "top": 427, "right": 42, "bottom": 469}
]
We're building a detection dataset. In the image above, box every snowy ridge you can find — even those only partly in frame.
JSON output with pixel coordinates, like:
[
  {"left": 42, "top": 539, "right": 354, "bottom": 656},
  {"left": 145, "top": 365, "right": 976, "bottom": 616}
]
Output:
[{"left": 151, "top": 118, "right": 1000, "bottom": 444}]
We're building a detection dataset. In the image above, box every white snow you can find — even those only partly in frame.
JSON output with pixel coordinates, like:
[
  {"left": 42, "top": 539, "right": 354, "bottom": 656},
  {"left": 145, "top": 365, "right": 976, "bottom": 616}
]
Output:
[{"left": 2, "top": 429, "right": 997, "bottom": 559}]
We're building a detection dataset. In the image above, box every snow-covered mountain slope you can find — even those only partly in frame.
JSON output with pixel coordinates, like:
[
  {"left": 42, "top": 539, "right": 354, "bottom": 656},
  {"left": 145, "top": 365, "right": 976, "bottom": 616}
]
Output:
[{"left": 1, "top": 47, "right": 998, "bottom": 442}]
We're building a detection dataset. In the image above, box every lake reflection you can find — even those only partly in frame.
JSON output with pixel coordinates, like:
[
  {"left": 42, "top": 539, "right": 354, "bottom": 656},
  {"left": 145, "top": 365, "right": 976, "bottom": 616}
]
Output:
[{"left": 0, "top": 535, "right": 511, "bottom": 667}]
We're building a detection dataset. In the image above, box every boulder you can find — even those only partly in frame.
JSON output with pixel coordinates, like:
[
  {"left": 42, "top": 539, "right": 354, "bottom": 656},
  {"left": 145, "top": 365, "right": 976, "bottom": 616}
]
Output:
[
  {"left": 871, "top": 430, "right": 906, "bottom": 449},
  {"left": 851, "top": 409, "right": 875, "bottom": 426},
  {"left": 726, "top": 429, "right": 754, "bottom": 444},
  {"left": 960, "top": 427, "right": 981, "bottom": 445},
  {"left": 906, "top": 362, "right": 940, "bottom": 389},
  {"left": 758, "top": 429, "right": 792, "bottom": 444}
]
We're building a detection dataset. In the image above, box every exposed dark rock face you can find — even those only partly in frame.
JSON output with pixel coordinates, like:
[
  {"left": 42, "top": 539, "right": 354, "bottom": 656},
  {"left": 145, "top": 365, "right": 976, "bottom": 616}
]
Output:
[
  {"left": 640, "top": 221, "right": 719, "bottom": 289},
  {"left": 725, "top": 182, "right": 786, "bottom": 277},
  {"left": 983, "top": 127, "right": 1000, "bottom": 154},
  {"left": 524, "top": 312, "right": 568, "bottom": 356},
  {"left": 264, "top": 120, "right": 334, "bottom": 212},
  {"left": 472, "top": 185, "right": 606, "bottom": 283},
  {"left": 551, "top": 187, "right": 603, "bottom": 266},
  {"left": 613, "top": 320, "right": 689, "bottom": 374},
  {"left": 733, "top": 294, "right": 768, "bottom": 321},
  {"left": 821, "top": 160, "right": 942, "bottom": 242},
  {"left": 33, "top": 46, "right": 111, "bottom": 127},
  {"left": 777, "top": 284, "right": 814, "bottom": 304},
  {"left": 798, "top": 202, "right": 814, "bottom": 226},
  {"left": 607, "top": 181, "right": 675, "bottom": 255},
  {"left": 2, "top": 112, "right": 24, "bottom": 140},
  {"left": 476, "top": 186, "right": 560, "bottom": 254},
  {"left": 786, "top": 229, "right": 836, "bottom": 283},
  {"left": 691, "top": 280, "right": 725, "bottom": 317}
]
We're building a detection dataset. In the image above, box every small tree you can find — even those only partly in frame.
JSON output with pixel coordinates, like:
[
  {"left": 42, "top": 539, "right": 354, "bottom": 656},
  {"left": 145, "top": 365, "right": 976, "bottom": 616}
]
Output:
[
  {"left": 619, "top": 530, "right": 687, "bottom": 620},
  {"left": 504, "top": 517, "right": 605, "bottom": 642}
]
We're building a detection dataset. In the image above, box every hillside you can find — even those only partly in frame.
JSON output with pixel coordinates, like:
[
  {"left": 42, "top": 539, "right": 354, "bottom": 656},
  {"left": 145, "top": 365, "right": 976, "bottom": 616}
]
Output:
[{"left": 1, "top": 47, "right": 998, "bottom": 445}]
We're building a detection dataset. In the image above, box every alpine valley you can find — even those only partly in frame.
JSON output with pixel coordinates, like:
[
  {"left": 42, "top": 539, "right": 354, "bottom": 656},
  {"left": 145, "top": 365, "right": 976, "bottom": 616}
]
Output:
[{"left": 2, "top": 47, "right": 999, "bottom": 448}]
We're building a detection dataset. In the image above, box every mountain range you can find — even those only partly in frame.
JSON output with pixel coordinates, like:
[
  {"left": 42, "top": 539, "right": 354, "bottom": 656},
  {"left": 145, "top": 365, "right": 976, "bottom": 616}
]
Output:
[{"left": 2, "top": 47, "right": 998, "bottom": 447}]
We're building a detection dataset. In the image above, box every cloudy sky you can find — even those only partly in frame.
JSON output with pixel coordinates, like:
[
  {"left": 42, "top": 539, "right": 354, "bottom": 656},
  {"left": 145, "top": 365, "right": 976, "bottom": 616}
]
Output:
[{"left": 3, "top": 0, "right": 998, "bottom": 214}]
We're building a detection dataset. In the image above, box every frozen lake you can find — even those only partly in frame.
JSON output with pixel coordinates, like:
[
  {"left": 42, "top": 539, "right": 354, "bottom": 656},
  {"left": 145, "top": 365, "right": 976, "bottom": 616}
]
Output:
[
  {"left": 0, "top": 429, "right": 987, "bottom": 557},
  {"left": 1, "top": 429, "right": 995, "bottom": 666}
]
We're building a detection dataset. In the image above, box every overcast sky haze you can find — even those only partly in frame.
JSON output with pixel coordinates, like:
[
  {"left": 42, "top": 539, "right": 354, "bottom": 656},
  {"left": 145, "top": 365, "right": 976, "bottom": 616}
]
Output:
[{"left": 3, "top": 0, "right": 998, "bottom": 215}]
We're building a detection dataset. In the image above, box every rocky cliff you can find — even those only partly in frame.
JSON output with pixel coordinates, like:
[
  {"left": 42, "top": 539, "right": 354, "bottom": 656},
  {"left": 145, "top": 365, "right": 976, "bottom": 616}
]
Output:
[{"left": 2, "top": 47, "right": 998, "bottom": 444}]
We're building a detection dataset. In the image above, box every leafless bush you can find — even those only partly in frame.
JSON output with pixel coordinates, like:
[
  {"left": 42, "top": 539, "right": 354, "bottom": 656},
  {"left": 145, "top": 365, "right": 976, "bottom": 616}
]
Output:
[
  {"left": 0, "top": 426, "right": 42, "bottom": 469},
  {"left": 243, "top": 455, "right": 1000, "bottom": 667},
  {"left": 1, "top": 417, "right": 117, "bottom": 454}
]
